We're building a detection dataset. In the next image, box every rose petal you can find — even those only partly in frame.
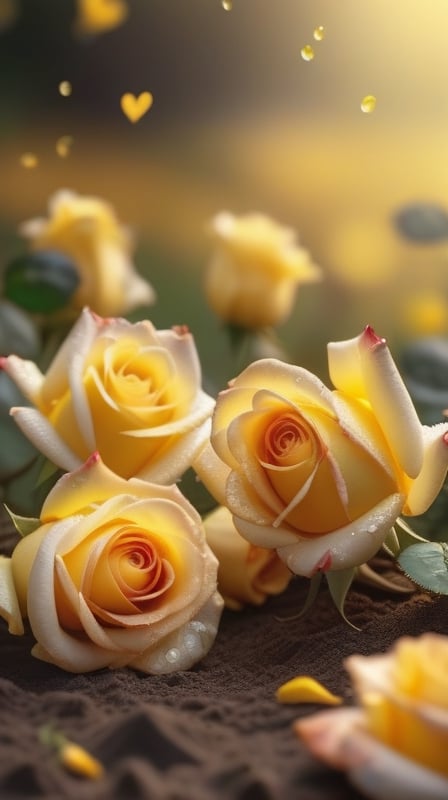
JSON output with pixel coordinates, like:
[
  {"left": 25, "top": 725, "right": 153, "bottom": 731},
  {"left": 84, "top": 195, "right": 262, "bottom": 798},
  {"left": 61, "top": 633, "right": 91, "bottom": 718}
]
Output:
[
  {"left": 41, "top": 307, "right": 98, "bottom": 409},
  {"left": 135, "top": 416, "right": 214, "bottom": 484},
  {"left": 276, "top": 493, "right": 404, "bottom": 576},
  {"left": 10, "top": 406, "right": 82, "bottom": 471},
  {"left": 0, "top": 556, "right": 24, "bottom": 635},
  {"left": 0, "top": 356, "right": 44, "bottom": 403},
  {"left": 129, "top": 591, "right": 223, "bottom": 674},
  {"left": 404, "top": 424, "right": 448, "bottom": 515},
  {"left": 192, "top": 440, "right": 230, "bottom": 507},
  {"left": 295, "top": 708, "right": 448, "bottom": 800}
]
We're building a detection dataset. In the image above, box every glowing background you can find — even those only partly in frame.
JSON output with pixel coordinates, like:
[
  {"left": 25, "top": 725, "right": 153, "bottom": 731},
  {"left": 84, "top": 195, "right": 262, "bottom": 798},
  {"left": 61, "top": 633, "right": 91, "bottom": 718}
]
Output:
[{"left": 1, "top": 0, "right": 448, "bottom": 377}]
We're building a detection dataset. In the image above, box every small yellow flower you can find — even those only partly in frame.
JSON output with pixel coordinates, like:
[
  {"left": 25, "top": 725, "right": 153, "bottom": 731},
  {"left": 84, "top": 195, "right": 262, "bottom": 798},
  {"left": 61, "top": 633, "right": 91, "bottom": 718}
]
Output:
[
  {"left": 205, "top": 211, "right": 321, "bottom": 328},
  {"left": 60, "top": 742, "right": 104, "bottom": 780}
]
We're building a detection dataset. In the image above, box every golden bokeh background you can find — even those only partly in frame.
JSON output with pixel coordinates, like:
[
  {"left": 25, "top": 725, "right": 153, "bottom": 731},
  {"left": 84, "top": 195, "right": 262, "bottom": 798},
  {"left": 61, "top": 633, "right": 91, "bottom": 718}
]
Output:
[{"left": 1, "top": 0, "right": 448, "bottom": 379}]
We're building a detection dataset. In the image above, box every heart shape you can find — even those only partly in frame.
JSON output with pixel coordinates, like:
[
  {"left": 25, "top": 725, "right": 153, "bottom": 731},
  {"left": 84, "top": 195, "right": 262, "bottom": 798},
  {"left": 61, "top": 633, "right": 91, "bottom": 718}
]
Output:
[{"left": 120, "top": 92, "right": 153, "bottom": 123}]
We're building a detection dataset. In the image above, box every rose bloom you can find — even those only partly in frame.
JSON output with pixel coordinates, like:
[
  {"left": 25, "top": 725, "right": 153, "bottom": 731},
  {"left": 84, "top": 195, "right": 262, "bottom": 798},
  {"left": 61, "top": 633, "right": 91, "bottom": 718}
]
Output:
[
  {"left": 205, "top": 211, "right": 321, "bottom": 329},
  {"left": 0, "top": 454, "right": 223, "bottom": 673},
  {"left": 194, "top": 326, "right": 448, "bottom": 576},
  {"left": 203, "top": 505, "right": 292, "bottom": 610},
  {"left": 1, "top": 307, "right": 215, "bottom": 482},
  {"left": 20, "top": 189, "right": 155, "bottom": 317},
  {"left": 296, "top": 634, "right": 448, "bottom": 800}
]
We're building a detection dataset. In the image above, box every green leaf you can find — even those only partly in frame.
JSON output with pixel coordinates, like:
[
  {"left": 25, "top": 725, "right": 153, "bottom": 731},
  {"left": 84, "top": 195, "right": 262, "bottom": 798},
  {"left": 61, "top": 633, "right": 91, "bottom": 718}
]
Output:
[
  {"left": 275, "top": 573, "right": 322, "bottom": 622},
  {"left": 4, "top": 250, "right": 80, "bottom": 313},
  {"left": 3, "top": 504, "right": 40, "bottom": 537},
  {"left": 398, "top": 542, "right": 448, "bottom": 594},
  {"left": 325, "top": 568, "right": 360, "bottom": 629}
]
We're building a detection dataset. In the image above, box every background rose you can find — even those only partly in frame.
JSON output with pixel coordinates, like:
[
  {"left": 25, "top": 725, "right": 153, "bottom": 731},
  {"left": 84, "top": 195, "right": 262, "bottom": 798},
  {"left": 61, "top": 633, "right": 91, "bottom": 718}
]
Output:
[
  {"left": 2, "top": 307, "right": 215, "bottom": 482},
  {"left": 20, "top": 189, "right": 155, "bottom": 317},
  {"left": 296, "top": 634, "right": 448, "bottom": 800},
  {"left": 203, "top": 505, "right": 292, "bottom": 610},
  {"left": 194, "top": 326, "right": 448, "bottom": 576},
  {"left": 204, "top": 211, "right": 321, "bottom": 329},
  {"left": 0, "top": 454, "right": 222, "bottom": 673}
]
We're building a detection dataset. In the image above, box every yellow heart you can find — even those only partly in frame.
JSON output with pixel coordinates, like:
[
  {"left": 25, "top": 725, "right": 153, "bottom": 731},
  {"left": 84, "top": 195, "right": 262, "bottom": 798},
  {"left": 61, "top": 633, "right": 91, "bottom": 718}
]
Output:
[{"left": 120, "top": 92, "right": 153, "bottom": 123}]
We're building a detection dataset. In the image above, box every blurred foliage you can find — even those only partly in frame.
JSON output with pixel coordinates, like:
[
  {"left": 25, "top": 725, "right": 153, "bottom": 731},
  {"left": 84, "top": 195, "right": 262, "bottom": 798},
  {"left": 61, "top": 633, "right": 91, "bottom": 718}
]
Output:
[
  {"left": 393, "top": 202, "right": 448, "bottom": 244},
  {"left": 4, "top": 250, "right": 80, "bottom": 313}
]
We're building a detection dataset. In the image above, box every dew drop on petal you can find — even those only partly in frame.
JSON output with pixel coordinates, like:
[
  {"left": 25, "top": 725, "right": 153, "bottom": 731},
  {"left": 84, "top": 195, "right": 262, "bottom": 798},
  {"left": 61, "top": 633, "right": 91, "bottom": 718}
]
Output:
[
  {"left": 222, "top": 0, "right": 233, "bottom": 10},
  {"left": 301, "top": 45, "right": 315, "bottom": 61},
  {"left": 313, "top": 26, "right": 325, "bottom": 41},
  {"left": 58, "top": 81, "right": 72, "bottom": 97},
  {"left": 361, "top": 95, "right": 377, "bottom": 113},
  {"left": 165, "top": 648, "right": 180, "bottom": 664},
  {"left": 20, "top": 152, "right": 38, "bottom": 169}
]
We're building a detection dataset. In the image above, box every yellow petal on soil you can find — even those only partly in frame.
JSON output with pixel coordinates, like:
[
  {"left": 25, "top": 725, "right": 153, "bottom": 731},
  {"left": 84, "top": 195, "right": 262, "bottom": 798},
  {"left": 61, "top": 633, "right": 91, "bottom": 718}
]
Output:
[
  {"left": 60, "top": 742, "right": 104, "bottom": 779},
  {"left": 276, "top": 676, "right": 343, "bottom": 705}
]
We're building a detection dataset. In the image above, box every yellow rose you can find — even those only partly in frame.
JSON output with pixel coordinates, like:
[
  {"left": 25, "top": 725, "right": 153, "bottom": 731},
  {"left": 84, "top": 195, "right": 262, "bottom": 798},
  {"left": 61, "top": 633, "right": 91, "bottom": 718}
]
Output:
[
  {"left": 203, "top": 505, "right": 292, "bottom": 610},
  {"left": 0, "top": 454, "right": 222, "bottom": 673},
  {"left": 296, "top": 634, "right": 448, "bottom": 799},
  {"left": 195, "top": 326, "right": 448, "bottom": 576},
  {"left": 204, "top": 212, "right": 321, "bottom": 328},
  {"left": 3, "top": 307, "right": 215, "bottom": 481},
  {"left": 20, "top": 189, "right": 155, "bottom": 317}
]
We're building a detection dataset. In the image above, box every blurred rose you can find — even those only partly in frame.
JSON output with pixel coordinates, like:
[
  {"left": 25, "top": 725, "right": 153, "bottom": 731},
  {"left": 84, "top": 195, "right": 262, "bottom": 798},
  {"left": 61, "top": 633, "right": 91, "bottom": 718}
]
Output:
[
  {"left": 195, "top": 326, "right": 448, "bottom": 576},
  {"left": 296, "top": 634, "right": 448, "bottom": 800},
  {"left": 74, "top": 0, "right": 129, "bottom": 36},
  {"left": 2, "top": 308, "right": 214, "bottom": 482},
  {"left": 0, "top": 454, "right": 222, "bottom": 673},
  {"left": 204, "top": 212, "right": 321, "bottom": 328},
  {"left": 203, "top": 505, "right": 292, "bottom": 610},
  {"left": 20, "top": 189, "right": 155, "bottom": 317}
]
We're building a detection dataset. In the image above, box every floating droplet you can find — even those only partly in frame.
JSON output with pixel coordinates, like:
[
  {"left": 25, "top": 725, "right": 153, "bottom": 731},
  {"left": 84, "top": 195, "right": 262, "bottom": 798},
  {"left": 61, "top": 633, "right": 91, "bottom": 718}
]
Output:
[
  {"left": 301, "top": 45, "right": 314, "bottom": 62},
  {"left": 222, "top": 0, "right": 233, "bottom": 9},
  {"left": 56, "top": 135, "right": 74, "bottom": 158},
  {"left": 20, "top": 152, "right": 38, "bottom": 169},
  {"left": 361, "top": 95, "right": 377, "bottom": 113},
  {"left": 313, "top": 26, "right": 325, "bottom": 41},
  {"left": 58, "top": 81, "right": 72, "bottom": 97}
]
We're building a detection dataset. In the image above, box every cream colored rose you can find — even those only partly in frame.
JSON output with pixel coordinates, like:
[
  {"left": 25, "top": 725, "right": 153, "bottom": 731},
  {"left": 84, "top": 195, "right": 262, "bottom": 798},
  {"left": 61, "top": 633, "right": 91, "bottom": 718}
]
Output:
[
  {"left": 195, "top": 326, "right": 448, "bottom": 576},
  {"left": 0, "top": 454, "right": 222, "bottom": 673},
  {"left": 204, "top": 212, "right": 321, "bottom": 328},
  {"left": 20, "top": 189, "right": 155, "bottom": 317},
  {"left": 2, "top": 307, "right": 214, "bottom": 482},
  {"left": 203, "top": 505, "right": 292, "bottom": 610},
  {"left": 296, "top": 634, "right": 448, "bottom": 800}
]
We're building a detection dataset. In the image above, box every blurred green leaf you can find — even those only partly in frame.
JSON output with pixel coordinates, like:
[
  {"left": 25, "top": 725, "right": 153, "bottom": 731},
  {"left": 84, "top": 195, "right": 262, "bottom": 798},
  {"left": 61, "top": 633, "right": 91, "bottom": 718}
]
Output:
[
  {"left": 0, "top": 372, "right": 38, "bottom": 481},
  {"left": 4, "top": 505, "right": 40, "bottom": 537},
  {"left": 398, "top": 542, "right": 448, "bottom": 594},
  {"left": 393, "top": 202, "right": 448, "bottom": 243},
  {"left": 0, "top": 299, "right": 40, "bottom": 359},
  {"left": 3, "top": 455, "right": 62, "bottom": 518},
  {"left": 400, "top": 337, "right": 448, "bottom": 425},
  {"left": 4, "top": 250, "right": 80, "bottom": 313}
]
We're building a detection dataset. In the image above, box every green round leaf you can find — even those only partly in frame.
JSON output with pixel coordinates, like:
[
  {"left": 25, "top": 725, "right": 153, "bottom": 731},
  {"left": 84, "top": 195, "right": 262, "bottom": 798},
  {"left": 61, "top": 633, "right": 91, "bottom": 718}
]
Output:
[
  {"left": 398, "top": 542, "right": 448, "bottom": 594},
  {"left": 4, "top": 250, "right": 80, "bottom": 313},
  {"left": 0, "top": 372, "right": 38, "bottom": 481}
]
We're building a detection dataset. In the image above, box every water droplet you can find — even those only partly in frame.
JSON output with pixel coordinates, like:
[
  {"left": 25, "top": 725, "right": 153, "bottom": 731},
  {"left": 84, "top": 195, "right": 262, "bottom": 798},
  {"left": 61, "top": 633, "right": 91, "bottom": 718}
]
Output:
[
  {"left": 367, "top": 525, "right": 377, "bottom": 534},
  {"left": 20, "top": 152, "right": 38, "bottom": 169},
  {"left": 313, "top": 26, "right": 325, "bottom": 41},
  {"left": 165, "top": 648, "right": 180, "bottom": 663},
  {"left": 58, "top": 81, "right": 72, "bottom": 97},
  {"left": 301, "top": 45, "right": 315, "bottom": 62},
  {"left": 361, "top": 95, "right": 377, "bottom": 113},
  {"left": 222, "top": 0, "right": 232, "bottom": 9},
  {"left": 56, "top": 135, "right": 74, "bottom": 158},
  {"left": 190, "top": 620, "right": 207, "bottom": 633}
]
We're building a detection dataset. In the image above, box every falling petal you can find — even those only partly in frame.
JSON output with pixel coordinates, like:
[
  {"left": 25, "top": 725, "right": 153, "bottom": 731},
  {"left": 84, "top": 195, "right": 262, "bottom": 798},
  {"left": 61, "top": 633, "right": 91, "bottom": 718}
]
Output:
[{"left": 276, "top": 675, "right": 342, "bottom": 705}]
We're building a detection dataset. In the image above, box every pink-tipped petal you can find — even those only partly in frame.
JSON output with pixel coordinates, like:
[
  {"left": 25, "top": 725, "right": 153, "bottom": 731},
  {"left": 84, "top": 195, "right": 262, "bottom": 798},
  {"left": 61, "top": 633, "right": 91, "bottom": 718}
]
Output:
[
  {"left": 276, "top": 493, "right": 404, "bottom": 577},
  {"left": 296, "top": 708, "right": 448, "bottom": 800}
]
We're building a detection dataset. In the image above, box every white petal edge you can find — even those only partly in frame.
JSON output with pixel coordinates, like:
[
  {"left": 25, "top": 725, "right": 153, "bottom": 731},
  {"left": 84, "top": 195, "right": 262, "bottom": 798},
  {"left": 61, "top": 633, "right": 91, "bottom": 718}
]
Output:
[
  {"left": 404, "top": 423, "right": 448, "bottom": 515},
  {"left": 10, "top": 407, "right": 82, "bottom": 472},
  {"left": 192, "top": 440, "right": 230, "bottom": 507},
  {"left": 129, "top": 591, "right": 224, "bottom": 674},
  {"left": 296, "top": 707, "right": 448, "bottom": 800},
  {"left": 135, "top": 415, "right": 214, "bottom": 484},
  {"left": 276, "top": 493, "right": 404, "bottom": 577},
  {"left": 0, "top": 556, "right": 24, "bottom": 635}
]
